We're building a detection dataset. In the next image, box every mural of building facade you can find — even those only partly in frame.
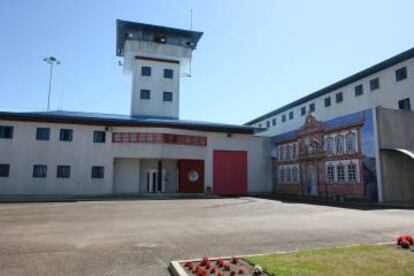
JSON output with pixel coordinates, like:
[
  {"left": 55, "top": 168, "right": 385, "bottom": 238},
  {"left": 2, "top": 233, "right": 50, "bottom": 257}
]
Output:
[{"left": 271, "top": 109, "right": 378, "bottom": 202}]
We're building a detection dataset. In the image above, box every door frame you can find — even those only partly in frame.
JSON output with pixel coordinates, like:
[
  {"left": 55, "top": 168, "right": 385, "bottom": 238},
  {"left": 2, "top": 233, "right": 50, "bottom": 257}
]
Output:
[{"left": 146, "top": 169, "right": 166, "bottom": 193}]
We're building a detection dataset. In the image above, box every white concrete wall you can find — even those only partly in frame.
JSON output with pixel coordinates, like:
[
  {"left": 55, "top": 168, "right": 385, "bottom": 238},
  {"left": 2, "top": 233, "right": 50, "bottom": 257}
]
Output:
[
  {"left": 113, "top": 158, "right": 140, "bottom": 194},
  {"left": 253, "top": 57, "right": 414, "bottom": 137},
  {"left": 131, "top": 59, "right": 180, "bottom": 118},
  {"left": 0, "top": 121, "right": 272, "bottom": 196}
]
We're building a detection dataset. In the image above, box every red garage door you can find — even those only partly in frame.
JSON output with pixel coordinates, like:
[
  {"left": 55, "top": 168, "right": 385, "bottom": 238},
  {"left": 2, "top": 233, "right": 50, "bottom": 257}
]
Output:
[
  {"left": 178, "top": 160, "right": 205, "bottom": 193},
  {"left": 213, "top": 150, "right": 247, "bottom": 195}
]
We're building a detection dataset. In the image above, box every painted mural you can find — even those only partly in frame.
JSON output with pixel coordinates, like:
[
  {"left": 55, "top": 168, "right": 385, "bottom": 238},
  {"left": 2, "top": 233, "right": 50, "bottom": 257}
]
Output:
[{"left": 270, "top": 109, "right": 378, "bottom": 202}]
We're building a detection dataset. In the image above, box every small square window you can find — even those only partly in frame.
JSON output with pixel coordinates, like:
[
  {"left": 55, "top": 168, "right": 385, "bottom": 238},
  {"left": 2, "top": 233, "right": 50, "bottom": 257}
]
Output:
[
  {"left": 324, "top": 97, "right": 331, "bottom": 107},
  {"left": 163, "top": 69, "right": 173, "bottom": 79},
  {"left": 354, "top": 84, "right": 364, "bottom": 97},
  {"left": 398, "top": 98, "right": 411, "bottom": 111},
  {"left": 36, "top": 128, "right": 50, "bottom": 141},
  {"left": 395, "top": 67, "right": 407, "bottom": 81},
  {"left": 289, "top": 111, "right": 294, "bottom": 120},
  {"left": 92, "top": 166, "right": 105, "bottom": 179},
  {"left": 336, "top": 92, "right": 343, "bottom": 103},
  {"left": 57, "top": 165, "right": 70, "bottom": 178},
  {"left": 0, "top": 164, "right": 10, "bottom": 177},
  {"left": 59, "top": 129, "right": 73, "bottom": 142},
  {"left": 309, "top": 103, "right": 315, "bottom": 112},
  {"left": 266, "top": 121, "right": 270, "bottom": 128},
  {"left": 140, "top": 89, "right": 151, "bottom": 99},
  {"left": 141, "top": 66, "right": 151, "bottom": 76},
  {"left": 370, "top": 78, "right": 380, "bottom": 90},
  {"left": 301, "top": 107, "right": 306, "bottom": 116},
  {"left": 0, "top": 126, "right": 13, "bottom": 139},
  {"left": 33, "top": 165, "right": 47, "bottom": 178},
  {"left": 93, "top": 131, "right": 106, "bottom": 143},
  {"left": 282, "top": 114, "right": 286, "bottom": 122},
  {"left": 163, "top": 91, "right": 173, "bottom": 102},
  {"left": 272, "top": 118, "right": 276, "bottom": 126}
]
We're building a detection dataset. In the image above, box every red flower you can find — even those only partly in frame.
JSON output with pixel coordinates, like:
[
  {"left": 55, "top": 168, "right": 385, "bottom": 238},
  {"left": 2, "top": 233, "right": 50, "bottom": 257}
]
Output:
[
  {"left": 184, "top": 261, "right": 193, "bottom": 269},
  {"left": 397, "top": 235, "right": 414, "bottom": 248},
  {"left": 401, "top": 239, "right": 410, "bottom": 249},
  {"left": 230, "top": 270, "right": 236, "bottom": 276},
  {"left": 223, "top": 263, "right": 231, "bottom": 271},
  {"left": 205, "top": 261, "right": 211, "bottom": 269},
  {"left": 201, "top": 256, "right": 209, "bottom": 266},
  {"left": 404, "top": 235, "right": 414, "bottom": 245},
  {"left": 231, "top": 257, "right": 239, "bottom": 264},
  {"left": 210, "top": 267, "right": 216, "bottom": 273},
  {"left": 216, "top": 272, "right": 224, "bottom": 276},
  {"left": 216, "top": 258, "right": 224, "bottom": 267},
  {"left": 238, "top": 267, "right": 246, "bottom": 274}
]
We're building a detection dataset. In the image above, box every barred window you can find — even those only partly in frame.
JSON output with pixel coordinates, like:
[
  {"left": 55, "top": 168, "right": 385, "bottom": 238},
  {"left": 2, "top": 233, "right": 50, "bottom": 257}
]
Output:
[
  {"left": 292, "top": 144, "right": 297, "bottom": 159},
  {"left": 286, "top": 145, "right": 291, "bottom": 160},
  {"left": 279, "top": 146, "right": 284, "bottom": 160},
  {"left": 327, "top": 164, "right": 335, "bottom": 183},
  {"left": 33, "top": 165, "right": 47, "bottom": 178},
  {"left": 292, "top": 166, "right": 299, "bottom": 183},
  {"left": 91, "top": 166, "right": 104, "bottom": 179},
  {"left": 337, "top": 164, "right": 345, "bottom": 182},
  {"left": 280, "top": 167, "right": 285, "bottom": 183},
  {"left": 286, "top": 167, "right": 291, "bottom": 183},
  {"left": 348, "top": 162, "right": 357, "bottom": 182},
  {"left": 346, "top": 133, "right": 356, "bottom": 153},
  {"left": 335, "top": 134, "right": 344, "bottom": 154},
  {"left": 57, "top": 166, "right": 71, "bottom": 178},
  {"left": 324, "top": 137, "right": 333, "bottom": 154}
]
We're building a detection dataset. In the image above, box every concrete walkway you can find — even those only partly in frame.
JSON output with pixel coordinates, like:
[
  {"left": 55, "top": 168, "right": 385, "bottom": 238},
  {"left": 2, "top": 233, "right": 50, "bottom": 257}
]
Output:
[{"left": 0, "top": 197, "right": 413, "bottom": 275}]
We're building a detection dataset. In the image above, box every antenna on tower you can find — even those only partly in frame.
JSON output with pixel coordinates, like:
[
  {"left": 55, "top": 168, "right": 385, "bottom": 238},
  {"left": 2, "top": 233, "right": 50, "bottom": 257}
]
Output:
[{"left": 188, "top": 9, "right": 193, "bottom": 77}]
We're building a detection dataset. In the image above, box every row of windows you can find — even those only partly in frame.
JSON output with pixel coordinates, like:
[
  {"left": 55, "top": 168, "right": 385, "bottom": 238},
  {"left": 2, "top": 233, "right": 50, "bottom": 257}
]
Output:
[
  {"left": 278, "top": 144, "right": 298, "bottom": 161},
  {"left": 0, "top": 164, "right": 104, "bottom": 179},
  {"left": 279, "top": 166, "right": 300, "bottom": 184},
  {"left": 326, "top": 162, "right": 358, "bottom": 183},
  {"left": 0, "top": 126, "right": 106, "bottom": 143},
  {"left": 140, "top": 90, "right": 173, "bottom": 102},
  {"left": 259, "top": 66, "right": 410, "bottom": 128},
  {"left": 141, "top": 66, "right": 174, "bottom": 79},
  {"left": 324, "top": 133, "right": 357, "bottom": 155}
]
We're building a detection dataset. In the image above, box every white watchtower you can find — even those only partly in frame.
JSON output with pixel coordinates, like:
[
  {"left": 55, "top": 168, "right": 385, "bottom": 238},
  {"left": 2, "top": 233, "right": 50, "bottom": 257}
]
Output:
[{"left": 116, "top": 20, "right": 203, "bottom": 119}]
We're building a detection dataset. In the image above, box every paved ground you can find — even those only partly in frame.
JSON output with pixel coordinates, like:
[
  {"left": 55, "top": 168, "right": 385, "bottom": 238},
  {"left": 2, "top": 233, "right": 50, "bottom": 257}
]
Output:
[{"left": 0, "top": 197, "right": 414, "bottom": 275}]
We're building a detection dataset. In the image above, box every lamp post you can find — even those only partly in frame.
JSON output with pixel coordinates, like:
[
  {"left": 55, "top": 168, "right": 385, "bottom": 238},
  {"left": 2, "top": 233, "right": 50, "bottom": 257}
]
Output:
[{"left": 43, "top": 56, "right": 61, "bottom": 111}]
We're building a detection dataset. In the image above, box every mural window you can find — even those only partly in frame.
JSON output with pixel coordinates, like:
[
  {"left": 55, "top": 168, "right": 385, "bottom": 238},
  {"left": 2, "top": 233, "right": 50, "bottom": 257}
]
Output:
[
  {"left": 346, "top": 132, "right": 356, "bottom": 153},
  {"left": 348, "top": 162, "right": 357, "bottom": 182},
  {"left": 280, "top": 167, "right": 285, "bottom": 183},
  {"left": 324, "top": 137, "right": 333, "bottom": 154},
  {"left": 327, "top": 164, "right": 335, "bottom": 183},
  {"left": 292, "top": 144, "right": 297, "bottom": 159},
  {"left": 286, "top": 167, "right": 291, "bottom": 183},
  {"left": 279, "top": 146, "right": 284, "bottom": 160},
  {"left": 285, "top": 145, "right": 290, "bottom": 160},
  {"left": 337, "top": 164, "right": 346, "bottom": 182},
  {"left": 292, "top": 166, "right": 299, "bottom": 183},
  {"left": 335, "top": 134, "right": 344, "bottom": 154}
]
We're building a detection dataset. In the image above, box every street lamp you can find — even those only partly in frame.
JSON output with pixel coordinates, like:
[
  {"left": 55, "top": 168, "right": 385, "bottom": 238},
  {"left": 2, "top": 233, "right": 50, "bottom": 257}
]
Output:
[{"left": 43, "top": 56, "right": 61, "bottom": 111}]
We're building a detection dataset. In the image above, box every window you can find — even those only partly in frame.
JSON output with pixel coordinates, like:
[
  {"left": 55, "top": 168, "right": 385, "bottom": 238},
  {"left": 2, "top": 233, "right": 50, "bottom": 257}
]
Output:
[
  {"left": 141, "top": 66, "right": 151, "bottom": 76},
  {"left": 0, "top": 126, "right": 13, "bottom": 139},
  {"left": 354, "top": 84, "right": 363, "bottom": 97},
  {"left": 335, "top": 134, "right": 344, "bottom": 154},
  {"left": 292, "top": 166, "right": 299, "bottom": 183},
  {"left": 395, "top": 67, "right": 407, "bottom": 81},
  {"left": 370, "top": 78, "right": 380, "bottom": 91},
  {"left": 266, "top": 121, "right": 270, "bottom": 128},
  {"left": 301, "top": 107, "right": 306, "bottom": 116},
  {"left": 272, "top": 118, "right": 276, "bottom": 126},
  {"left": 327, "top": 164, "right": 335, "bottom": 183},
  {"left": 346, "top": 133, "right": 356, "bottom": 153},
  {"left": 163, "top": 91, "right": 173, "bottom": 102},
  {"left": 309, "top": 103, "right": 315, "bottom": 112},
  {"left": 398, "top": 98, "right": 411, "bottom": 111},
  {"left": 285, "top": 146, "right": 290, "bottom": 160},
  {"left": 324, "top": 97, "right": 331, "bottom": 107},
  {"left": 33, "top": 165, "right": 47, "bottom": 178},
  {"left": 279, "top": 145, "right": 284, "bottom": 160},
  {"left": 91, "top": 166, "right": 104, "bottom": 179},
  {"left": 324, "top": 137, "right": 333, "bottom": 154},
  {"left": 289, "top": 111, "right": 294, "bottom": 120},
  {"left": 36, "top": 128, "right": 50, "bottom": 141},
  {"left": 286, "top": 167, "right": 291, "bottom": 183},
  {"left": 57, "top": 165, "right": 70, "bottom": 178},
  {"left": 163, "top": 69, "right": 173, "bottom": 79},
  {"left": 140, "top": 89, "right": 151, "bottom": 99},
  {"left": 279, "top": 167, "right": 285, "bottom": 183},
  {"left": 337, "top": 164, "right": 345, "bottom": 182},
  {"left": 348, "top": 162, "right": 357, "bottom": 182},
  {"left": 59, "top": 129, "right": 73, "bottom": 142},
  {"left": 292, "top": 144, "right": 297, "bottom": 159},
  {"left": 282, "top": 114, "right": 286, "bottom": 122},
  {"left": 336, "top": 92, "right": 343, "bottom": 103},
  {"left": 93, "top": 131, "right": 106, "bottom": 143},
  {"left": 258, "top": 124, "right": 262, "bottom": 128},
  {"left": 0, "top": 164, "right": 10, "bottom": 177}
]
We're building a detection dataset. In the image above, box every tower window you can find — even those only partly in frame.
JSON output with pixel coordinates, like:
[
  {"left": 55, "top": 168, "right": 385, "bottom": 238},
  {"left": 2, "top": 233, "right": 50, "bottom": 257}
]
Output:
[
  {"left": 324, "top": 97, "right": 331, "bottom": 107},
  {"left": 140, "top": 89, "right": 151, "bottom": 100},
  {"left": 272, "top": 118, "right": 276, "bottom": 126},
  {"left": 141, "top": 66, "right": 151, "bottom": 76},
  {"left": 395, "top": 67, "right": 407, "bottom": 81},
  {"left": 336, "top": 92, "right": 343, "bottom": 103},
  {"left": 164, "top": 69, "right": 173, "bottom": 79},
  {"left": 370, "top": 78, "right": 380, "bottom": 90},
  {"left": 163, "top": 91, "right": 173, "bottom": 102},
  {"left": 398, "top": 98, "right": 411, "bottom": 111},
  {"left": 36, "top": 128, "right": 50, "bottom": 141},
  {"left": 309, "top": 103, "right": 315, "bottom": 112},
  {"left": 354, "top": 84, "right": 364, "bottom": 96},
  {"left": 266, "top": 121, "right": 270, "bottom": 128},
  {"left": 289, "top": 111, "right": 294, "bottom": 120},
  {"left": 301, "top": 107, "right": 306, "bottom": 116},
  {"left": 282, "top": 114, "right": 286, "bottom": 122}
]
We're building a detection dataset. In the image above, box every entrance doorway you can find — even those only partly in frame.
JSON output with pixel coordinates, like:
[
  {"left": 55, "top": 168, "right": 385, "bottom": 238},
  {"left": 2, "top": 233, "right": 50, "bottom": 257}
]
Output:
[
  {"left": 306, "top": 164, "right": 318, "bottom": 196},
  {"left": 146, "top": 169, "right": 165, "bottom": 193}
]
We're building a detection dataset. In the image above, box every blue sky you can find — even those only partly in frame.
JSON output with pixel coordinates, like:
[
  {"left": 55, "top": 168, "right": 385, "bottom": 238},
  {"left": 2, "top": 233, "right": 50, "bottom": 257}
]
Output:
[{"left": 1, "top": 0, "right": 414, "bottom": 124}]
